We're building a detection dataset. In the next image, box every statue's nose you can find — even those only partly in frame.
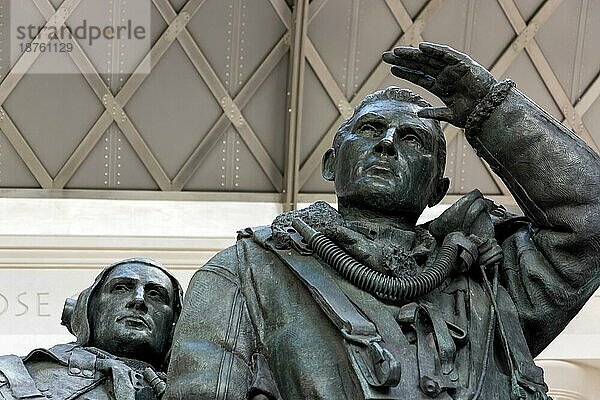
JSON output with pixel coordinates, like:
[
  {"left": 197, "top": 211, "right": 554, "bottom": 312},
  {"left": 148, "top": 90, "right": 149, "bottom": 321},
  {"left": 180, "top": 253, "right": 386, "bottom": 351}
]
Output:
[
  {"left": 127, "top": 287, "right": 148, "bottom": 312},
  {"left": 373, "top": 127, "right": 397, "bottom": 157}
]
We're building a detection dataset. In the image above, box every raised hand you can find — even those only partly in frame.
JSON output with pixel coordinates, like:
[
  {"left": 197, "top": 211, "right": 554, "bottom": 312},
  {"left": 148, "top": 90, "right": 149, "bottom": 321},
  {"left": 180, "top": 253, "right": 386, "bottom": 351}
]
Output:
[{"left": 382, "top": 42, "right": 497, "bottom": 127}]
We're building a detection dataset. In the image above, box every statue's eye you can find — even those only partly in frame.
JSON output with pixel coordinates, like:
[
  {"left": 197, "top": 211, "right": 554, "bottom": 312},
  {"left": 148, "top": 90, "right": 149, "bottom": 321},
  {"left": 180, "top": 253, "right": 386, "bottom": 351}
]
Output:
[
  {"left": 359, "top": 122, "right": 382, "bottom": 136},
  {"left": 401, "top": 133, "right": 423, "bottom": 149},
  {"left": 113, "top": 284, "right": 130, "bottom": 293},
  {"left": 147, "top": 289, "right": 167, "bottom": 303}
]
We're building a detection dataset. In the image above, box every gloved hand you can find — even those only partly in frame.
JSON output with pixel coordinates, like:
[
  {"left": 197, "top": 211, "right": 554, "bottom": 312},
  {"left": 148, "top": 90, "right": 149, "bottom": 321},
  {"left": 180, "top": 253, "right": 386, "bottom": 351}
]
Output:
[
  {"left": 429, "top": 189, "right": 503, "bottom": 269},
  {"left": 383, "top": 42, "right": 497, "bottom": 128}
]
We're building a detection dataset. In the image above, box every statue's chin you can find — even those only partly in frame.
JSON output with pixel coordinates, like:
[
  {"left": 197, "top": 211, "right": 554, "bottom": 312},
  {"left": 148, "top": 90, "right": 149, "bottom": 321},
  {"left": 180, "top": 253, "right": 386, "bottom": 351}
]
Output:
[
  {"left": 106, "top": 330, "right": 157, "bottom": 358},
  {"left": 337, "top": 185, "right": 423, "bottom": 217}
]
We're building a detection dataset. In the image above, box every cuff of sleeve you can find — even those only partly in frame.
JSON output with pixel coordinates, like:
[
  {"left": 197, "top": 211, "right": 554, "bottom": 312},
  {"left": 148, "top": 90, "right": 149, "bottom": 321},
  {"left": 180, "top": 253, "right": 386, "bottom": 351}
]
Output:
[{"left": 465, "top": 79, "right": 516, "bottom": 138}]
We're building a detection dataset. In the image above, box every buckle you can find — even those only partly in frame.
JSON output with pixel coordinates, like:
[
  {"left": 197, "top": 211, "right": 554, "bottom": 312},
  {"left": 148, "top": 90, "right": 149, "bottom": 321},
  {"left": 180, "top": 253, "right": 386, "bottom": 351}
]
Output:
[{"left": 347, "top": 337, "right": 401, "bottom": 388}]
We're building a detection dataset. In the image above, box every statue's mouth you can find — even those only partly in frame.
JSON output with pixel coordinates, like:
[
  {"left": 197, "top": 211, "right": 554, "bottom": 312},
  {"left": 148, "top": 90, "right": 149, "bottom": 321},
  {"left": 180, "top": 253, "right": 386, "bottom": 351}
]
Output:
[
  {"left": 364, "top": 160, "right": 396, "bottom": 177},
  {"left": 367, "top": 164, "right": 392, "bottom": 173},
  {"left": 117, "top": 315, "right": 150, "bottom": 330}
]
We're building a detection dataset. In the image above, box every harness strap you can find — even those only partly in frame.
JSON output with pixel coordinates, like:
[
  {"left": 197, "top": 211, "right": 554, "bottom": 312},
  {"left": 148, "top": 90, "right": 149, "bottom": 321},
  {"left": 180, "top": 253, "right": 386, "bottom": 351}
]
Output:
[
  {"left": 252, "top": 225, "right": 401, "bottom": 397},
  {"left": 413, "top": 305, "right": 458, "bottom": 397},
  {"left": 253, "top": 226, "right": 379, "bottom": 341},
  {"left": 0, "top": 355, "right": 45, "bottom": 399},
  {"left": 276, "top": 246, "right": 379, "bottom": 340},
  {"left": 419, "top": 302, "right": 457, "bottom": 381}
]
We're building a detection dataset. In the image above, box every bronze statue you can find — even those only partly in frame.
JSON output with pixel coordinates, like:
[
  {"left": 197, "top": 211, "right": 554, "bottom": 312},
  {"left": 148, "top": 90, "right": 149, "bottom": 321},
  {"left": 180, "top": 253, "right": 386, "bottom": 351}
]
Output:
[
  {"left": 166, "top": 43, "right": 600, "bottom": 399},
  {"left": 0, "top": 258, "right": 183, "bottom": 400}
]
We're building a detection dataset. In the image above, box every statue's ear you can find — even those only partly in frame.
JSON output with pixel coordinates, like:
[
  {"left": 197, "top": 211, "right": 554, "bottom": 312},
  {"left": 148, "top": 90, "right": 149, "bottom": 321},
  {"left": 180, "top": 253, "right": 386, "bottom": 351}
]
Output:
[
  {"left": 428, "top": 177, "right": 450, "bottom": 207},
  {"left": 321, "top": 148, "right": 336, "bottom": 181}
]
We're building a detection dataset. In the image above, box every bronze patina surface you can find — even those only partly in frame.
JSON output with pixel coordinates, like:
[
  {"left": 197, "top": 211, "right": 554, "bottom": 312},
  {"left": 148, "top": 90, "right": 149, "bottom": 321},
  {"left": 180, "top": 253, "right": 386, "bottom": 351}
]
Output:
[
  {"left": 0, "top": 258, "right": 183, "bottom": 400},
  {"left": 165, "top": 43, "right": 600, "bottom": 399}
]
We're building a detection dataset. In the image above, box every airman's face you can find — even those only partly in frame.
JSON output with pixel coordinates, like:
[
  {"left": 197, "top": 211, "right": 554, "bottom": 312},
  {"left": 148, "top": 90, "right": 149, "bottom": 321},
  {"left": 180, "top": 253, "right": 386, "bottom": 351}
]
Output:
[
  {"left": 327, "top": 100, "right": 443, "bottom": 215},
  {"left": 89, "top": 263, "right": 175, "bottom": 364}
]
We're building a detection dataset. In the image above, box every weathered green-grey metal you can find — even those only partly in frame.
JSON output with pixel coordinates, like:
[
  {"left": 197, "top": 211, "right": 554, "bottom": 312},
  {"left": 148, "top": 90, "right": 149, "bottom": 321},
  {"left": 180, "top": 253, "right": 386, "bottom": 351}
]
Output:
[
  {"left": 166, "top": 42, "right": 600, "bottom": 399},
  {"left": 0, "top": 258, "right": 183, "bottom": 400}
]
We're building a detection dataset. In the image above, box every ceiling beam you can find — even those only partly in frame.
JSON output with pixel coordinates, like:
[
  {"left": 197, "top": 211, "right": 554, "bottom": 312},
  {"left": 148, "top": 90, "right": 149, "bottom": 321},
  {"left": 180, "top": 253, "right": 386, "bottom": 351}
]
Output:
[
  {"left": 283, "top": 0, "right": 309, "bottom": 210},
  {"left": 0, "top": 107, "right": 52, "bottom": 188}
]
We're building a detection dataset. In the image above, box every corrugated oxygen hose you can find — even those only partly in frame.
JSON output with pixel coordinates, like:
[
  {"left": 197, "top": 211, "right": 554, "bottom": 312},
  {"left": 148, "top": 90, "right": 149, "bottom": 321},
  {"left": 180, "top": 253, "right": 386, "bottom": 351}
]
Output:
[{"left": 292, "top": 218, "right": 460, "bottom": 301}]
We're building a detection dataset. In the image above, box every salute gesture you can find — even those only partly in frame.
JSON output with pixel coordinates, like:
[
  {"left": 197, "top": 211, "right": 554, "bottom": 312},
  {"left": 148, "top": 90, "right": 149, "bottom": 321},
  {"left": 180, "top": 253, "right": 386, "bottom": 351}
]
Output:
[{"left": 383, "top": 42, "right": 498, "bottom": 127}]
